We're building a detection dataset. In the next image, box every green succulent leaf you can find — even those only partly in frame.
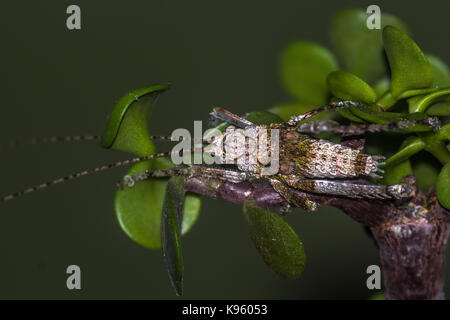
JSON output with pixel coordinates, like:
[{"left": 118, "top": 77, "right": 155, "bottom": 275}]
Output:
[
  {"left": 408, "top": 88, "right": 450, "bottom": 113},
  {"left": 161, "top": 176, "right": 186, "bottom": 296},
  {"left": 114, "top": 158, "right": 201, "bottom": 250},
  {"left": 327, "top": 71, "right": 377, "bottom": 104},
  {"left": 382, "top": 159, "right": 413, "bottom": 185},
  {"left": 244, "top": 111, "right": 284, "bottom": 125},
  {"left": 348, "top": 107, "right": 404, "bottom": 124},
  {"left": 369, "top": 292, "right": 385, "bottom": 300},
  {"left": 343, "top": 108, "right": 431, "bottom": 129},
  {"left": 330, "top": 9, "right": 409, "bottom": 84},
  {"left": 373, "top": 77, "right": 390, "bottom": 98},
  {"left": 336, "top": 108, "right": 366, "bottom": 123},
  {"left": 427, "top": 54, "right": 450, "bottom": 87},
  {"left": 280, "top": 41, "right": 338, "bottom": 105},
  {"left": 243, "top": 199, "right": 306, "bottom": 279},
  {"left": 426, "top": 101, "right": 450, "bottom": 116},
  {"left": 437, "top": 163, "right": 450, "bottom": 210},
  {"left": 437, "top": 124, "right": 450, "bottom": 141},
  {"left": 414, "top": 161, "right": 439, "bottom": 191},
  {"left": 102, "top": 84, "right": 170, "bottom": 156},
  {"left": 398, "top": 88, "right": 438, "bottom": 100},
  {"left": 383, "top": 26, "right": 433, "bottom": 97},
  {"left": 386, "top": 136, "right": 425, "bottom": 167},
  {"left": 420, "top": 133, "right": 450, "bottom": 165},
  {"left": 269, "top": 103, "right": 311, "bottom": 121}
]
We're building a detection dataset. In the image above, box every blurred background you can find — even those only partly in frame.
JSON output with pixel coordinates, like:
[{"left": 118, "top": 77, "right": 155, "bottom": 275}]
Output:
[{"left": 0, "top": 0, "right": 449, "bottom": 299}]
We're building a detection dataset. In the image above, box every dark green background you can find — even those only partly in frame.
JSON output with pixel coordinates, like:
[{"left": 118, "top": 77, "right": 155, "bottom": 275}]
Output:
[{"left": 0, "top": 0, "right": 448, "bottom": 299}]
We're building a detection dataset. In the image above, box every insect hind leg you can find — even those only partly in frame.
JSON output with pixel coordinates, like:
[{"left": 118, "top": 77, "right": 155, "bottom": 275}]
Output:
[
  {"left": 280, "top": 178, "right": 413, "bottom": 200},
  {"left": 269, "top": 178, "right": 318, "bottom": 212}
]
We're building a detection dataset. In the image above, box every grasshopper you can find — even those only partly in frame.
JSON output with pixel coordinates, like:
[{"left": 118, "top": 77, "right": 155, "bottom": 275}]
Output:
[{"left": 1, "top": 100, "right": 439, "bottom": 211}]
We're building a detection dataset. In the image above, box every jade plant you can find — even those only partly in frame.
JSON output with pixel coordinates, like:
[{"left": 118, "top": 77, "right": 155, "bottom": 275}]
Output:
[{"left": 2, "top": 8, "right": 449, "bottom": 299}]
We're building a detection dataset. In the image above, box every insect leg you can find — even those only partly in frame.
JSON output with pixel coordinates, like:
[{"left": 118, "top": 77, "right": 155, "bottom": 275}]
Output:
[
  {"left": 209, "top": 107, "right": 255, "bottom": 128},
  {"left": 279, "top": 177, "right": 413, "bottom": 200},
  {"left": 285, "top": 101, "right": 364, "bottom": 126},
  {"left": 269, "top": 178, "right": 318, "bottom": 211},
  {"left": 295, "top": 118, "right": 441, "bottom": 135},
  {"left": 117, "top": 166, "right": 256, "bottom": 189}
]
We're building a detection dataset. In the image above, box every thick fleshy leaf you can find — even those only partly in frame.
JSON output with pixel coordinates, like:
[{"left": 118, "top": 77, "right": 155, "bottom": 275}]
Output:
[
  {"left": 280, "top": 41, "right": 338, "bottom": 105},
  {"left": 243, "top": 199, "right": 306, "bottom": 279},
  {"left": 369, "top": 292, "right": 385, "bottom": 300},
  {"left": 244, "top": 111, "right": 284, "bottom": 125},
  {"left": 414, "top": 162, "right": 439, "bottom": 191},
  {"left": 102, "top": 84, "right": 170, "bottom": 156},
  {"left": 330, "top": 9, "right": 409, "bottom": 84},
  {"left": 408, "top": 88, "right": 450, "bottom": 113},
  {"left": 426, "top": 102, "right": 450, "bottom": 116},
  {"left": 420, "top": 133, "right": 450, "bottom": 165},
  {"left": 427, "top": 54, "right": 450, "bottom": 87},
  {"left": 398, "top": 88, "right": 438, "bottom": 100},
  {"left": 345, "top": 107, "right": 430, "bottom": 127},
  {"left": 437, "top": 163, "right": 450, "bottom": 210},
  {"left": 373, "top": 77, "right": 390, "bottom": 98},
  {"left": 348, "top": 107, "right": 404, "bottom": 124},
  {"left": 327, "top": 71, "right": 377, "bottom": 104},
  {"left": 269, "top": 103, "right": 311, "bottom": 121},
  {"left": 114, "top": 158, "right": 201, "bottom": 250},
  {"left": 162, "top": 176, "right": 186, "bottom": 296},
  {"left": 437, "top": 124, "right": 450, "bottom": 141},
  {"left": 385, "top": 136, "right": 425, "bottom": 167},
  {"left": 383, "top": 26, "right": 433, "bottom": 97},
  {"left": 336, "top": 108, "right": 366, "bottom": 123},
  {"left": 382, "top": 159, "right": 413, "bottom": 185}
]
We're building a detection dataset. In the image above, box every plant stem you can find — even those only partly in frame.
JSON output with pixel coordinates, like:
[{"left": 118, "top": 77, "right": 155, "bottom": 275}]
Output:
[
  {"left": 420, "top": 132, "right": 450, "bottom": 164},
  {"left": 370, "top": 203, "right": 449, "bottom": 299}
]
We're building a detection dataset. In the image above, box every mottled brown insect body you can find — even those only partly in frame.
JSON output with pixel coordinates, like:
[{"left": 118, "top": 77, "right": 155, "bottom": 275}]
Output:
[{"left": 278, "top": 130, "right": 378, "bottom": 179}]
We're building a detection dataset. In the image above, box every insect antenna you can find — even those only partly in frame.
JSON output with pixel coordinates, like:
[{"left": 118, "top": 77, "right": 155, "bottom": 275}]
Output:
[
  {"left": 0, "top": 135, "right": 195, "bottom": 151},
  {"left": 0, "top": 140, "right": 213, "bottom": 203},
  {"left": 0, "top": 151, "right": 172, "bottom": 203},
  {"left": 1, "top": 135, "right": 102, "bottom": 151}
]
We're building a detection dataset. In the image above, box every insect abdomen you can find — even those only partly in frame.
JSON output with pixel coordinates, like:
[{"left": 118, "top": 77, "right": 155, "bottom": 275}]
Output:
[{"left": 281, "top": 133, "right": 379, "bottom": 178}]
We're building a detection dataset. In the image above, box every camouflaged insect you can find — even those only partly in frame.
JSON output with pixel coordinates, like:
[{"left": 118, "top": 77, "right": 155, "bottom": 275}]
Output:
[
  {"left": 115, "top": 101, "right": 433, "bottom": 212},
  {"left": 3, "top": 100, "right": 437, "bottom": 210}
]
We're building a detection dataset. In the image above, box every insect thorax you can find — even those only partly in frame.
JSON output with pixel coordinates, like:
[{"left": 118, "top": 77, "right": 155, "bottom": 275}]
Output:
[{"left": 204, "top": 125, "right": 277, "bottom": 175}]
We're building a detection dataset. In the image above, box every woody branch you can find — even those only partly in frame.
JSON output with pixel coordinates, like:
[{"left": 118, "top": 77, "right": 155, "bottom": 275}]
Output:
[{"left": 184, "top": 137, "right": 450, "bottom": 300}]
